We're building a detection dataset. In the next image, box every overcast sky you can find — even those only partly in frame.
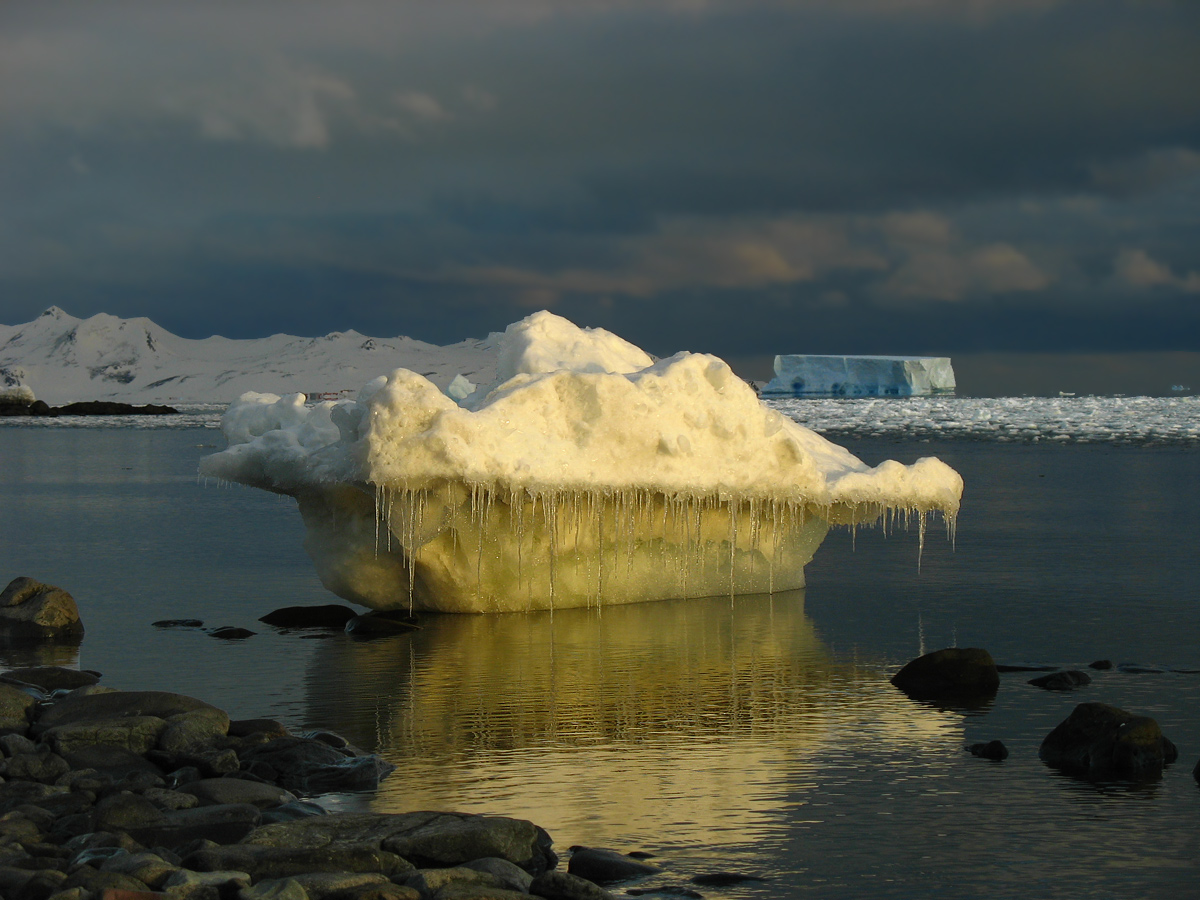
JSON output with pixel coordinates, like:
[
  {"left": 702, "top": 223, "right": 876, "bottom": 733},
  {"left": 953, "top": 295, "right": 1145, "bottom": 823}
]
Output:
[{"left": 2, "top": 0, "right": 1198, "bottom": 390}]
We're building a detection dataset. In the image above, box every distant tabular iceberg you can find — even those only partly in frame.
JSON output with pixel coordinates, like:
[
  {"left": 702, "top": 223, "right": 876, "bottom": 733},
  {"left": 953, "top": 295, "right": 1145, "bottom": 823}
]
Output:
[{"left": 761, "top": 355, "right": 956, "bottom": 398}]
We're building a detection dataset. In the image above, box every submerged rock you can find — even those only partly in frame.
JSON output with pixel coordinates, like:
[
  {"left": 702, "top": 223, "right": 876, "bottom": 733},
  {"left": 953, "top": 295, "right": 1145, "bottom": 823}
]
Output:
[
  {"left": 890, "top": 648, "right": 999, "bottom": 706},
  {"left": 0, "top": 577, "right": 85, "bottom": 640},
  {"left": 1028, "top": 670, "right": 1092, "bottom": 691},
  {"left": 344, "top": 610, "right": 420, "bottom": 638},
  {"left": 967, "top": 740, "right": 1009, "bottom": 761},
  {"left": 1039, "top": 702, "right": 1178, "bottom": 780},
  {"left": 208, "top": 626, "right": 257, "bottom": 640}
]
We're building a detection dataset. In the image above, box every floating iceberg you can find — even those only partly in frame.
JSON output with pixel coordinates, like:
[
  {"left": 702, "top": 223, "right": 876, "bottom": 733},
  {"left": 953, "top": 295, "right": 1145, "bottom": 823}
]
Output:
[
  {"left": 200, "top": 312, "right": 962, "bottom": 613},
  {"left": 761, "top": 354, "right": 956, "bottom": 397}
]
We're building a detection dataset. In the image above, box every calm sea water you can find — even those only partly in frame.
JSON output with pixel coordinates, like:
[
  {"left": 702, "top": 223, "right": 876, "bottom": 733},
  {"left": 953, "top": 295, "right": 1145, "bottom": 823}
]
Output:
[{"left": 1, "top": 418, "right": 1198, "bottom": 898}]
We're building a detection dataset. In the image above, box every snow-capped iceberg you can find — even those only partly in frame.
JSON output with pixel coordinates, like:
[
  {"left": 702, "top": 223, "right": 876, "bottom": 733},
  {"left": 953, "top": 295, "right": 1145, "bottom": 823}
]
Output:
[
  {"left": 761, "top": 355, "right": 956, "bottom": 397},
  {"left": 200, "top": 312, "right": 963, "bottom": 613}
]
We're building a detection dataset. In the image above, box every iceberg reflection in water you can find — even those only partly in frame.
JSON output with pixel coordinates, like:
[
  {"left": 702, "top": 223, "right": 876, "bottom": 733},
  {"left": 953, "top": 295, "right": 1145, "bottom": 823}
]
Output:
[{"left": 302, "top": 591, "right": 962, "bottom": 855}]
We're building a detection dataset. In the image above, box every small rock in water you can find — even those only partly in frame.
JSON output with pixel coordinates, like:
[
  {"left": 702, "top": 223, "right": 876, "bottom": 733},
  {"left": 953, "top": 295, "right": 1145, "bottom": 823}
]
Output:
[
  {"left": 207, "top": 626, "right": 256, "bottom": 640},
  {"left": 1117, "top": 663, "right": 1165, "bottom": 674},
  {"left": 258, "top": 604, "right": 357, "bottom": 629},
  {"left": 1040, "top": 702, "right": 1178, "bottom": 780},
  {"left": 1088, "top": 659, "right": 1113, "bottom": 670},
  {"left": 153, "top": 619, "right": 204, "bottom": 629},
  {"left": 967, "top": 740, "right": 1009, "bottom": 761},
  {"left": 890, "top": 648, "right": 1000, "bottom": 707},
  {"left": 1028, "top": 670, "right": 1092, "bottom": 691},
  {"left": 568, "top": 847, "right": 662, "bottom": 884}
]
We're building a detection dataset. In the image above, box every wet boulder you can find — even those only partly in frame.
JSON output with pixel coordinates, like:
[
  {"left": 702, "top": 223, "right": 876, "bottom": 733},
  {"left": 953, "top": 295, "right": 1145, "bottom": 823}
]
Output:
[
  {"left": 0, "top": 666, "right": 101, "bottom": 692},
  {"left": 890, "top": 648, "right": 999, "bottom": 705},
  {"left": 0, "top": 577, "right": 84, "bottom": 640},
  {"left": 242, "top": 811, "right": 557, "bottom": 875},
  {"left": 1039, "top": 702, "right": 1178, "bottom": 780},
  {"left": 238, "top": 736, "right": 394, "bottom": 795},
  {"left": 182, "top": 842, "right": 412, "bottom": 882},
  {"left": 0, "top": 682, "right": 38, "bottom": 733},
  {"left": 567, "top": 847, "right": 661, "bottom": 884}
]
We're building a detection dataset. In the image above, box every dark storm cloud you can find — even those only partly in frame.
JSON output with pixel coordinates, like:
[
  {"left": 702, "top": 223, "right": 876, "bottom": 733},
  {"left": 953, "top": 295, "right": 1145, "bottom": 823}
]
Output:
[{"left": 1, "top": 0, "right": 1198, "bottom": 363}]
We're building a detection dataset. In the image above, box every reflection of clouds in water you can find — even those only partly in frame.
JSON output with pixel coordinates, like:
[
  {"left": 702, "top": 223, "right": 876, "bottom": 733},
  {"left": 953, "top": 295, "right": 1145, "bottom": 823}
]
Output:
[{"left": 304, "top": 592, "right": 961, "bottom": 849}]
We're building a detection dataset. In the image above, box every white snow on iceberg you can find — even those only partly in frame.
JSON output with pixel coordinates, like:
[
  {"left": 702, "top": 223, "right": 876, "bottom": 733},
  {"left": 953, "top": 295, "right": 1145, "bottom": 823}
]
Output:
[
  {"left": 200, "top": 311, "right": 963, "bottom": 613},
  {"left": 761, "top": 354, "right": 956, "bottom": 397}
]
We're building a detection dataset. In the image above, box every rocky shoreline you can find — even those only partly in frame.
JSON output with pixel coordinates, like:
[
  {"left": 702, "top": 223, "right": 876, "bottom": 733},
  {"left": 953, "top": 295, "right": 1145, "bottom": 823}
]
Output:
[{"left": 0, "top": 579, "right": 765, "bottom": 900}]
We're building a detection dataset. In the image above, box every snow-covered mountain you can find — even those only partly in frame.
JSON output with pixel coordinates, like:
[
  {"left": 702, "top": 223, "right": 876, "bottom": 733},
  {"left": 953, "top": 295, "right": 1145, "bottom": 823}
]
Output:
[{"left": 0, "top": 307, "right": 498, "bottom": 405}]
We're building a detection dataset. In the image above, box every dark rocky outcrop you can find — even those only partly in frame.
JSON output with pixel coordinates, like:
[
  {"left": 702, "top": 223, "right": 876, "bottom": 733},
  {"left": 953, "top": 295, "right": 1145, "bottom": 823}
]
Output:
[
  {"left": 1039, "top": 702, "right": 1178, "bottom": 780},
  {"left": 890, "top": 648, "right": 999, "bottom": 706},
  {"left": 1028, "top": 670, "right": 1092, "bottom": 691},
  {"left": 566, "top": 847, "right": 661, "bottom": 884},
  {"left": 52, "top": 401, "right": 179, "bottom": 416},
  {"left": 1088, "top": 659, "right": 1113, "bottom": 670},
  {"left": 0, "top": 577, "right": 85, "bottom": 640},
  {"left": 0, "top": 400, "right": 179, "bottom": 417}
]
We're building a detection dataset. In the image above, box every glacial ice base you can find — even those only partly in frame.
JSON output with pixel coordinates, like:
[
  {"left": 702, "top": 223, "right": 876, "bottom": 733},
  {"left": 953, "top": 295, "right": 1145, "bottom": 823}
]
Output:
[{"left": 296, "top": 482, "right": 837, "bottom": 613}]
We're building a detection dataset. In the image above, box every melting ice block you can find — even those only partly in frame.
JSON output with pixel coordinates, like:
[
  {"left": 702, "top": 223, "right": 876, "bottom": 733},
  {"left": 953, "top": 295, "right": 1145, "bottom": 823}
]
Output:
[
  {"left": 200, "top": 311, "right": 963, "bottom": 613},
  {"left": 761, "top": 354, "right": 956, "bottom": 397}
]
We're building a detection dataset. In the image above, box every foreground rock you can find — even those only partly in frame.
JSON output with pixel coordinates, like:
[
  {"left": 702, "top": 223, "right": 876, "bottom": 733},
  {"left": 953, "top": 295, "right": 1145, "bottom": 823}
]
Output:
[
  {"left": 0, "top": 669, "right": 574, "bottom": 900},
  {"left": 1039, "top": 702, "right": 1178, "bottom": 780},
  {"left": 0, "top": 576, "right": 85, "bottom": 640},
  {"left": 890, "top": 648, "right": 999, "bottom": 706}
]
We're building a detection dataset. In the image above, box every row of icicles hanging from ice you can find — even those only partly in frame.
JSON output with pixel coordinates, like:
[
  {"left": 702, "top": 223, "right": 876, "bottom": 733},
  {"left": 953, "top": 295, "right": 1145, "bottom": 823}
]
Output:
[{"left": 372, "top": 481, "right": 953, "bottom": 612}]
